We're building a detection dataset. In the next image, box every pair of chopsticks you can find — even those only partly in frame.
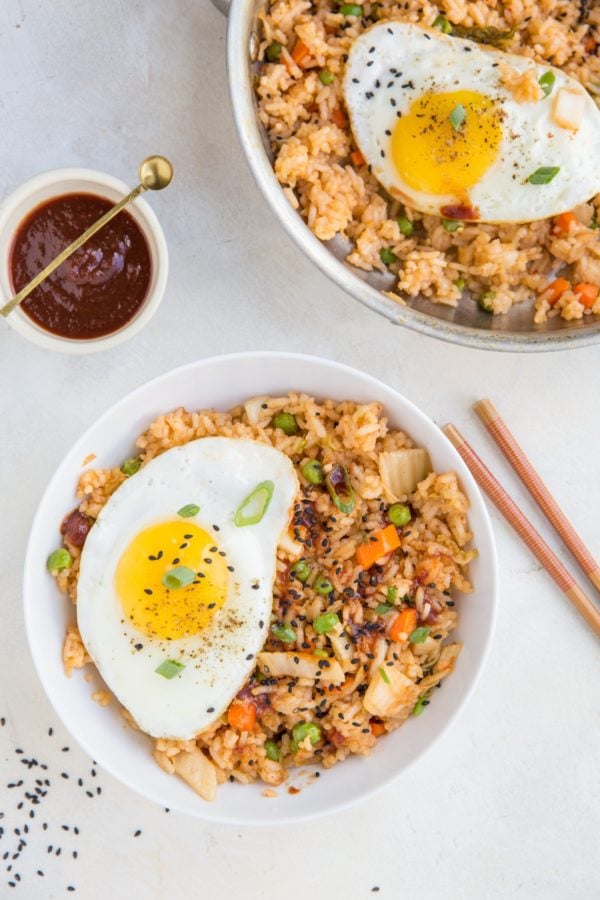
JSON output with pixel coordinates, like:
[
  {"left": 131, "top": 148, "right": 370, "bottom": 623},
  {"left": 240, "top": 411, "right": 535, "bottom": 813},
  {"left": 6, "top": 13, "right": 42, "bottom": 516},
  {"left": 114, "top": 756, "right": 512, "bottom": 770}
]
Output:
[{"left": 444, "top": 400, "right": 600, "bottom": 637}]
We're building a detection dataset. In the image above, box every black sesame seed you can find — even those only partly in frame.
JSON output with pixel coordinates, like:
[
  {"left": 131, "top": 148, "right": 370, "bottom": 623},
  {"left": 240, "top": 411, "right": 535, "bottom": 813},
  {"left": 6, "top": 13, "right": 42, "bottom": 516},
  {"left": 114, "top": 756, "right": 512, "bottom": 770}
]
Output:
[{"left": 134, "top": 830, "right": 142, "bottom": 837}]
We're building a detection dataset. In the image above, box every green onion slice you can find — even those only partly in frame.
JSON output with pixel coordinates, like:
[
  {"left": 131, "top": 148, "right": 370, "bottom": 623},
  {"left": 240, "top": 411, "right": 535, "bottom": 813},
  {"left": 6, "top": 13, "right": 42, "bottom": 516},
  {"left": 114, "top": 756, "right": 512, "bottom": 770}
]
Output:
[
  {"left": 449, "top": 103, "right": 466, "bottom": 131},
  {"left": 234, "top": 480, "right": 275, "bottom": 526},
  {"left": 339, "top": 3, "right": 363, "bottom": 16},
  {"left": 374, "top": 603, "right": 394, "bottom": 615},
  {"left": 155, "top": 659, "right": 185, "bottom": 679},
  {"left": 312, "top": 648, "right": 330, "bottom": 659},
  {"left": 326, "top": 465, "right": 355, "bottom": 514},
  {"left": 412, "top": 696, "right": 428, "bottom": 716},
  {"left": 538, "top": 71, "right": 555, "bottom": 97},
  {"left": 433, "top": 14, "right": 452, "bottom": 34},
  {"left": 527, "top": 166, "right": 560, "bottom": 185},
  {"left": 271, "top": 622, "right": 297, "bottom": 643},
  {"left": 386, "top": 586, "right": 398, "bottom": 602},
  {"left": 409, "top": 626, "right": 431, "bottom": 644},
  {"left": 290, "top": 559, "right": 311, "bottom": 582},
  {"left": 442, "top": 218, "right": 463, "bottom": 233},
  {"left": 378, "top": 666, "right": 391, "bottom": 684},
  {"left": 120, "top": 457, "right": 141, "bottom": 476},
  {"left": 177, "top": 503, "right": 200, "bottom": 518},
  {"left": 161, "top": 566, "right": 196, "bottom": 590}
]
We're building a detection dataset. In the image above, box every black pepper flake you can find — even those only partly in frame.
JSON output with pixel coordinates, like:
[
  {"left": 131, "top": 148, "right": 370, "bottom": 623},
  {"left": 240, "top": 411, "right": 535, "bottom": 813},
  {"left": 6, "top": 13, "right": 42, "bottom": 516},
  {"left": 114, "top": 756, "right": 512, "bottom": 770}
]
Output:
[
  {"left": 143, "top": 588, "right": 153, "bottom": 596},
  {"left": 366, "top": 60, "right": 374, "bottom": 67},
  {"left": 352, "top": 77, "right": 359, "bottom": 83},
  {"left": 246, "top": 653, "right": 254, "bottom": 660},
  {"left": 134, "top": 643, "right": 143, "bottom": 651}
]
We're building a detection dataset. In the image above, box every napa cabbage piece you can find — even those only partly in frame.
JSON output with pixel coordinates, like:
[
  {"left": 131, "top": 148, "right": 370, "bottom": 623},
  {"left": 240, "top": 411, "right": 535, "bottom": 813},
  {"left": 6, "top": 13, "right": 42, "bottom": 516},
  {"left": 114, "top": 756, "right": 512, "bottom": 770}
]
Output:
[{"left": 378, "top": 448, "right": 432, "bottom": 501}]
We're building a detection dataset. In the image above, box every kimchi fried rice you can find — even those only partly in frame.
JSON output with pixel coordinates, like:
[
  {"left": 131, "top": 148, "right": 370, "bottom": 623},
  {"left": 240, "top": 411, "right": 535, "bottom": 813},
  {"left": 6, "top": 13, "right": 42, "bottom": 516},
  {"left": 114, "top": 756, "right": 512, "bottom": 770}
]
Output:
[
  {"left": 51, "top": 394, "right": 475, "bottom": 800},
  {"left": 255, "top": 1, "right": 600, "bottom": 322}
]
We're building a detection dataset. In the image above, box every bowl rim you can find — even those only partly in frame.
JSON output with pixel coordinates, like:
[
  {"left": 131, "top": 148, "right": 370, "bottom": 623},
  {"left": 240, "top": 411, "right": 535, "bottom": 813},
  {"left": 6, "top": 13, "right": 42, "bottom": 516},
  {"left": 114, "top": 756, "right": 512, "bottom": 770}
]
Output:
[
  {"left": 225, "top": 0, "right": 600, "bottom": 353},
  {"left": 23, "top": 351, "right": 499, "bottom": 824},
  {"left": 0, "top": 167, "right": 169, "bottom": 354}
]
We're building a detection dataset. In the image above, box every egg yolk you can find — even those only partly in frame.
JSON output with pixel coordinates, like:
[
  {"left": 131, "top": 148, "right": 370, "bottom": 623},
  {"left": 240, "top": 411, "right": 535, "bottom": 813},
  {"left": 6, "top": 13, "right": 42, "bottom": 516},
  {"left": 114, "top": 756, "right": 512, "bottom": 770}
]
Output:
[
  {"left": 391, "top": 90, "right": 503, "bottom": 196},
  {"left": 115, "top": 521, "right": 229, "bottom": 641}
]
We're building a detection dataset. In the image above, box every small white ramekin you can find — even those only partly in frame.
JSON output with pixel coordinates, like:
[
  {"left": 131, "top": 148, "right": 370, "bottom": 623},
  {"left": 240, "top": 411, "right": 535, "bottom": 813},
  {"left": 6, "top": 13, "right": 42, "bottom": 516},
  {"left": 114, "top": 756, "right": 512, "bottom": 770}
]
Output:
[{"left": 0, "top": 168, "right": 169, "bottom": 354}]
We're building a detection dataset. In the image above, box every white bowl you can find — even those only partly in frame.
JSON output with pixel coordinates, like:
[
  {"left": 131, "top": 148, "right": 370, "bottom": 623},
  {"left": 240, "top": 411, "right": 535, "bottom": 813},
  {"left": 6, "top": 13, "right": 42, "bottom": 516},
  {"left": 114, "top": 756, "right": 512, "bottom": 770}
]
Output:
[
  {"left": 0, "top": 168, "right": 169, "bottom": 353},
  {"left": 23, "top": 352, "right": 498, "bottom": 824}
]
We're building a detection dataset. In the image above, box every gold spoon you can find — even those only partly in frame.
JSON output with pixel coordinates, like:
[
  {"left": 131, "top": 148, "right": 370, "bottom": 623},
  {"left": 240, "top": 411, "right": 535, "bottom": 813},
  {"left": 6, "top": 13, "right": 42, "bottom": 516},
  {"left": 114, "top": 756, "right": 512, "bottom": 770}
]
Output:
[{"left": 0, "top": 155, "right": 173, "bottom": 319}]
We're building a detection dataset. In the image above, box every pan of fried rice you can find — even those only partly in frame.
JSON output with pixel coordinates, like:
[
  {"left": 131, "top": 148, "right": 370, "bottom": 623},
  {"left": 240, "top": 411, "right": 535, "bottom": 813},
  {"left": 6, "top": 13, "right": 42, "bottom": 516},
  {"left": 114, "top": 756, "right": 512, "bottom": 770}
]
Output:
[
  {"left": 25, "top": 353, "right": 498, "bottom": 822},
  {"left": 222, "top": 0, "right": 600, "bottom": 350}
]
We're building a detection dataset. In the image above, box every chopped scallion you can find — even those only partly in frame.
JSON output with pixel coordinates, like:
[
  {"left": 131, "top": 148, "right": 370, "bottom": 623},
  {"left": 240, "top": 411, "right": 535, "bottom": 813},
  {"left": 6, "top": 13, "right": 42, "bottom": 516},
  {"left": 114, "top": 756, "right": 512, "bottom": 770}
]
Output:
[
  {"left": 177, "top": 503, "right": 200, "bottom": 518},
  {"left": 339, "top": 3, "right": 363, "bottom": 16},
  {"left": 527, "top": 166, "right": 560, "bottom": 185},
  {"left": 378, "top": 666, "right": 391, "bottom": 684},
  {"left": 264, "top": 739, "right": 280, "bottom": 761},
  {"left": 120, "top": 457, "right": 141, "bottom": 476},
  {"left": 538, "top": 71, "right": 555, "bottom": 97},
  {"left": 412, "top": 696, "right": 428, "bottom": 716},
  {"left": 433, "top": 14, "right": 452, "bottom": 34},
  {"left": 409, "top": 626, "right": 430, "bottom": 644},
  {"left": 290, "top": 559, "right": 311, "bottom": 582},
  {"left": 442, "top": 218, "right": 463, "bottom": 233},
  {"left": 161, "top": 566, "right": 196, "bottom": 590},
  {"left": 314, "top": 574, "right": 334, "bottom": 597},
  {"left": 155, "top": 659, "right": 185, "bottom": 679},
  {"left": 271, "top": 622, "right": 296, "bottom": 643},
  {"left": 397, "top": 215, "right": 414, "bottom": 236},
  {"left": 326, "top": 464, "right": 355, "bottom": 514},
  {"left": 386, "top": 586, "right": 398, "bottom": 603},
  {"left": 234, "top": 480, "right": 275, "bottom": 526},
  {"left": 374, "top": 603, "right": 394, "bottom": 615},
  {"left": 449, "top": 103, "right": 466, "bottom": 131}
]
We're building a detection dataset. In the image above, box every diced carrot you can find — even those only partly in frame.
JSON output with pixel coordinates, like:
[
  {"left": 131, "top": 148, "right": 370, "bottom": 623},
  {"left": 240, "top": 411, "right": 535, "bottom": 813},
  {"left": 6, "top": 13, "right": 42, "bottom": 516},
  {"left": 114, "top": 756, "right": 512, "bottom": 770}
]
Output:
[
  {"left": 554, "top": 212, "right": 576, "bottom": 234},
  {"left": 350, "top": 149, "right": 365, "bottom": 166},
  {"left": 389, "top": 607, "right": 417, "bottom": 643},
  {"left": 356, "top": 524, "right": 401, "bottom": 569},
  {"left": 326, "top": 674, "right": 354, "bottom": 695},
  {"left": 330, "top": 106, "right": 348, "bottom": 129},
  {"left": 583, "top": 34, "right": 597, "bottom": 54},
  {"left": 546, "top": 277, "right": 571, "bottom": 306},
  {"left": 574, "top": 282, "right": 599, "bottom": 309},
  {"left": 227, "top": 700, "right": 256, "bottom": 731},
  {"left": 291, "top": 39, "right": 310, "bottom": 66},
  {"left": 370, "top": 720, "right": 386, "bottom": 737}
]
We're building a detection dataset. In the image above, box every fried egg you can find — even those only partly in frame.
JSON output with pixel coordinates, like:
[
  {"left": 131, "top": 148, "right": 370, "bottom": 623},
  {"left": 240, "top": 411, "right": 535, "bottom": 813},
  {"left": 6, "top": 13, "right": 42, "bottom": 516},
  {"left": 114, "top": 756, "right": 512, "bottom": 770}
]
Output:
[
  {"left": 344, "top": 22, "right": 600, "bottom": 223},
  {"left": 76, "top": 437, "right": 298, "bottom": 740}
]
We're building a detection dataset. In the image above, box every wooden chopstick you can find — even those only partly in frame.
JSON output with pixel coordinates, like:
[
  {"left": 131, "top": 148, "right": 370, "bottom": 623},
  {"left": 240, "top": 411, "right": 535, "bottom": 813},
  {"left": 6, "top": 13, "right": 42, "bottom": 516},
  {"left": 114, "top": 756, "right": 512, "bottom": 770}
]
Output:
[
  {"left": 443, "top": 423, "right": 600, "bottom": 638},
  {"left": 473, "top": 398, "right": 600, "bottom": 595}
]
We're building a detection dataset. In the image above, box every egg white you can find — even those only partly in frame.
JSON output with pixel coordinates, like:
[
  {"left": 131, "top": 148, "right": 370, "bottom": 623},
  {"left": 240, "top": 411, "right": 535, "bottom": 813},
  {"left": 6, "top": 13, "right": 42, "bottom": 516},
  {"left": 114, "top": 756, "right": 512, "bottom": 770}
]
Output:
[
  {"left": 344, "top": 22, "right": 600, "bottom": 222},
  {"left": 76, "top": 437, "right": 298, "bottom": 740}
]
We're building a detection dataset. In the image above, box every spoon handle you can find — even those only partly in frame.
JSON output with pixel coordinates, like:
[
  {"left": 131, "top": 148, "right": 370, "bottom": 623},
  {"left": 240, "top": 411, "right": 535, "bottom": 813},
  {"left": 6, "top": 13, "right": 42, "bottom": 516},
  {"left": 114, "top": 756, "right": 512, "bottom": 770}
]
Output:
[{"left": 0, "top": 182, "right": 147, "bottom": 318}]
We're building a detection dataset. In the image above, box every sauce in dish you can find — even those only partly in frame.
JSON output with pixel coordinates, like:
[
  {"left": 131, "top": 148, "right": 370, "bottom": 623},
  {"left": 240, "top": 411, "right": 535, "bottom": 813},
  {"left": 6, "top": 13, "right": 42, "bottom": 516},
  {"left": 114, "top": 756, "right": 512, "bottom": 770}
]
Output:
[{"left": 10, "top": 193, "right": 151, "bottom": 339}]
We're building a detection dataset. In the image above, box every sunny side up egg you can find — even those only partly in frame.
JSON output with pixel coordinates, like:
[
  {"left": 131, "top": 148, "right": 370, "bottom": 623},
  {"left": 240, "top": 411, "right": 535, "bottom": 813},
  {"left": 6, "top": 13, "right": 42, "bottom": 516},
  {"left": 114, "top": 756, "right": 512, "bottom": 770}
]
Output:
[
  {"left": 344, "top": 22, "right": 600, "bottom": 223},
  {"left": 76, "top": 437, "right": 298, "bottom": 740}
]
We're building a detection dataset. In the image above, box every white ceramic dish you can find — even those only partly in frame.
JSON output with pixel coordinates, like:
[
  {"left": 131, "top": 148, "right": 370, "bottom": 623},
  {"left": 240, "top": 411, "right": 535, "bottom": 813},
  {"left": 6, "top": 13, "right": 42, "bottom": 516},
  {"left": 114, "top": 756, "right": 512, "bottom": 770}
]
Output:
[
  {"left": 0, "top": 168, "right": 169, "bottom": 353},
  {"left": 24, "top": 352, "right": 498, "bottom": 824}
]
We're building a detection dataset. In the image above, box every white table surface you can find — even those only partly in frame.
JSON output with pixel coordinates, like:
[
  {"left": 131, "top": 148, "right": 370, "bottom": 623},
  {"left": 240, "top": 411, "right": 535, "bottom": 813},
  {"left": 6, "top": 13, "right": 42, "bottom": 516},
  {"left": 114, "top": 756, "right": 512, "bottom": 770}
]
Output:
[{"left": 0, "top": 1, "right": 598, "bottom": 897}]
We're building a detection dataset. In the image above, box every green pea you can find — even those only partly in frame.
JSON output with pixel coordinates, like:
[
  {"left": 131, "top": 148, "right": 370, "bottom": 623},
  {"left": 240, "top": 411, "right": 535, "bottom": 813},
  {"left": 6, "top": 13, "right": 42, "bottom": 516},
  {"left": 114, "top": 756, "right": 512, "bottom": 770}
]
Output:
[
  {"left": 266, "top": 41, "right": 282, "bottom": 62},
  {"left": 319, "top": 68, "right": 334, "bottom": 85},
  {"left": 301, "top": 459, "right": 323, "bottom": 484},
  {"left": 339, "top": 3, "right": 363, "bottom": 16},
  {"left": 380, "top": 247, "right": 397, "bottom": 265},
  {"left": 264, "top": 740, "right": 281, "bottom": 761},
  {"left": 291, "top": 721, "right": 322, "bottom": 749},
  {"left": 271, "top": 622, "right": 297, "bottom": 643},
  {"left": 397, "top": 216, "right": 414, "bottom": 236},
  {"left": 442, "top": 218, "right": 463, "bottom": 233},
  {"left": 120, "top": 456, "right": 141, "bottom": 476},
  {"left": 290, "top": 559, "right": 311, "bottom": 583},
  {"left": 479, "top": 291, "right": 495, "bottom": 313},
  {"left": 313, "top": 612, "right": 339, "bottom": 634},
  {"left": 272, "top": 412, "right": 299, "bottom": 436},
  {"left": 433, "top": 14, "right": 452, "bottom": 34},
  {"left": 454, "top": 277, "right": 466, "bottom": 291},
  {"left": 46, "top": 548, "right": 73, "bottom": 573},
  {"left": 388, "top": 503, "right": 411, "bottom": 527},
  {"left": 314, "top": 574, "right": 333, "bottom": 596}
]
